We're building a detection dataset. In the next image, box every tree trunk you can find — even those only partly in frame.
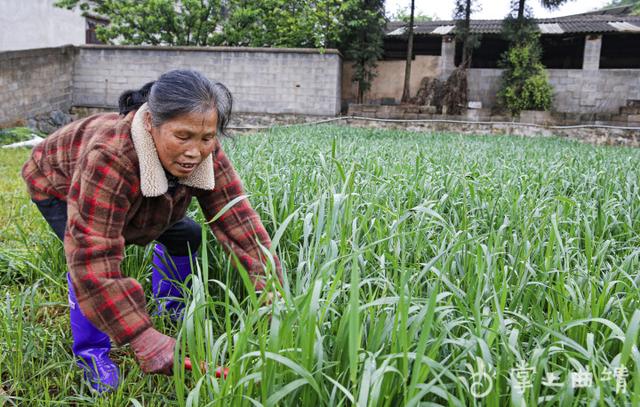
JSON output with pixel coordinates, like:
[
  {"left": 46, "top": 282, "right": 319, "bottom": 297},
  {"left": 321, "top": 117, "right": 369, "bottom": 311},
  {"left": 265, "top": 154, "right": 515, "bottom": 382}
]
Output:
[
  {"left": 358, "top": 58, "right": 366, "bottom": 103},
  {"left": 460, "top": 0, "right": 472, "bottom": 68},
  {"left": 401, "top": 0, "right": 415, "bottom": 103},
  {"left": 517, "top": 0, "right": 526, "bottom": 20}
]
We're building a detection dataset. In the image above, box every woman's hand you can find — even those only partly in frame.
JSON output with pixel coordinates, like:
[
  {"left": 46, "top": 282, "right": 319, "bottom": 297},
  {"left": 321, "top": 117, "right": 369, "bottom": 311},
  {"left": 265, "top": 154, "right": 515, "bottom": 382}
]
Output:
[
  {"left": 261, "top": 290, "right": 282, "bottom": 306},
  {"left": 129, "top": 327, "right": 176, "bottom": 375}
]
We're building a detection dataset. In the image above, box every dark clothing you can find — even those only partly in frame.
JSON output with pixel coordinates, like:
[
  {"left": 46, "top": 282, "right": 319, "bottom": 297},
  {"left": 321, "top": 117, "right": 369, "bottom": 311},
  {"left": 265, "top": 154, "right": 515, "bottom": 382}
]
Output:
[{"left": 33, "top": 197, "right": 68, "bottom": 241}]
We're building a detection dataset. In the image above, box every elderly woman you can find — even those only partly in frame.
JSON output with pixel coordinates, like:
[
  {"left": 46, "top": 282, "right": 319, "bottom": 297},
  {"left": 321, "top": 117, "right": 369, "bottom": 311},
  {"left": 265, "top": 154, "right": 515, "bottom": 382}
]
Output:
[{"left": 21, "top": 69, "right": 282, "bottom": 392}]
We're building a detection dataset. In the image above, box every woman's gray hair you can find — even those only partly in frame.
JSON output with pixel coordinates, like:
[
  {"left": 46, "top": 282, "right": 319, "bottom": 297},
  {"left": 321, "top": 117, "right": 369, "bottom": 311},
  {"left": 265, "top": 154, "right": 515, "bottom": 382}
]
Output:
[{"left": 118, "top": 69, "right": 233, "bottom": 136}]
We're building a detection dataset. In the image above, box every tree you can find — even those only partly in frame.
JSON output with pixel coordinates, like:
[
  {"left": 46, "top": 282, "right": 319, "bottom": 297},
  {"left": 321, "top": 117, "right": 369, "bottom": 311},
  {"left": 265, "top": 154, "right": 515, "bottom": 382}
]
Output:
[
  {"left": 496, "top": 0, "right": 569, "bottom": 114},
  {"left": 223, "top": 0, "right": 386, "bottom": 102},
  {"left": 55, "top": 0, "right": 226, "bottom": 46},
  {"left": 456, "top": 0, "right": 477, "bottom": 69},
  {"left": 442, "top": 0, "right": 479, "bottom": 114},
  {"left": 502, "top": 0, "right": 569, "bottom": 45},
  {"left": 605, "top": 0, "right": 640, "bottom": 13},
  {"left": 55, "top": 0, "right": 351, "bottom": 49},
  {"left": 497, "top": 39, "right": 553, "bottom": 114},
  {"left": 221, "top": 0, "right": 344, "bottom": 48},
  {"left": 400, "top": 0, "right": 415, "bottom": 103},
  {"left": 339, "top": 0, "right": 386, "bottom": 103},
  {"left": 512, "top": 0, "right": 567, "bottom": 20},
  {"left": 387, "top": 5, "right": 432, "bottom": 22},
  {"left": 606, "top": 0, "right": 640, "bottom": 7}
]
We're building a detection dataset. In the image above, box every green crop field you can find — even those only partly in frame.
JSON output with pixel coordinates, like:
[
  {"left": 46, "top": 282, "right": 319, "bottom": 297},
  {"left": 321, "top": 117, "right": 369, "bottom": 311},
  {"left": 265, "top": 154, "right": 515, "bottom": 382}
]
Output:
[{"left": 1, "top": 125, "right": 639, "bottom": 406}]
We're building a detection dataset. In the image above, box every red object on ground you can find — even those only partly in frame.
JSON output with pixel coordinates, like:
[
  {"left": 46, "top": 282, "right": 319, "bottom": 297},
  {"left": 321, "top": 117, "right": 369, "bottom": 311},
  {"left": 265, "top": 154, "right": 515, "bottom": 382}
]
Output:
[{"left": 184, "top": 358, "right": 229, "bottom": 378}]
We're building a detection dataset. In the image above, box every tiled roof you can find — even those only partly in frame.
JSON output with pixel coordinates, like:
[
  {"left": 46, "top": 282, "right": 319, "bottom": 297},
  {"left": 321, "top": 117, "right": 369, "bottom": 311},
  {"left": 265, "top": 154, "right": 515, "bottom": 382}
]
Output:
[
  {"left": 578, "top": 5, "right": 637, "bottom": 16},
  {"left": 386, "top": 15, "right": 640, "bottom": 36}
]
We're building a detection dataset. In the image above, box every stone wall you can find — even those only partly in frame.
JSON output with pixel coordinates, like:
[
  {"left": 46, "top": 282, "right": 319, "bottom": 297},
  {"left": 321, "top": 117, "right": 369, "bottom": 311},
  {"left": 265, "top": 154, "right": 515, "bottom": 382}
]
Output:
[
  {"left": 468, "top": 68, "right": 640, "bottom": 114},
  {"left": 342, "top": 117, "right": 640, "bottom": 148},
  {"left": 73, "top": 45, "right": 342, "bottom": 116},
  {"left": 554, "top": 70, "right": 640, "bottom": 113},
  {"left": 68, "top": 105, "right": 337, "bottom": 133},
  {"left": 466, "top": 69, "right": 502, "bottom": 109},
  {"left": 347, "top": 103, "right": 640, "bottom": 128},
  {"left": 0, "top": 46, "right": 75, "bottom": 127},
  {"left": 348, "top": 104, "right": 439, "bottom": 119},
  {"left": 342, "top": 56, "right": 440, "bottom": 104},
  {"left": 582, "top": 35, "right": 602, "bottom": 71}
]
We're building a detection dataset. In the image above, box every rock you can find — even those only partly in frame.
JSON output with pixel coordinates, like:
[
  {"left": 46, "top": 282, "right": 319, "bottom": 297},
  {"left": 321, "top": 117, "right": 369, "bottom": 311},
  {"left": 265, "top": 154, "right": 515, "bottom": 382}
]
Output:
[
  {"left": 50, "top": 110, "right": 71, "bottom": 127},
  {"left": 26, "top": 118, "right": 39, "bottom": 130},
  {"left": 26, "top": 110, "right": 73, "bottom": 134},
  {"left": 36, "top": 120, "right": 58, "bottom": 135},
  {"left": 410, "top": 77, "right": 445, "bottom": 112}
]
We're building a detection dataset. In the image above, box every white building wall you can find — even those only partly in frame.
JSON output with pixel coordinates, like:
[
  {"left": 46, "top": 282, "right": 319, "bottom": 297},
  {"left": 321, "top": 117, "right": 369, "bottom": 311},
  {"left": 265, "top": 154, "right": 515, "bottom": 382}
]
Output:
[{"left": 0, "top": 0, "right": 85, "bottom": 52}]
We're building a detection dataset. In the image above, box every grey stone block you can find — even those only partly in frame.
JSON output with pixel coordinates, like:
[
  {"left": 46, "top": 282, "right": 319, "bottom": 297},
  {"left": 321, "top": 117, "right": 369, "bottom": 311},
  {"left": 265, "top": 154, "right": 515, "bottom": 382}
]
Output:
[{"left": 3, "top": 46, "right": 325, "bottom": 118}]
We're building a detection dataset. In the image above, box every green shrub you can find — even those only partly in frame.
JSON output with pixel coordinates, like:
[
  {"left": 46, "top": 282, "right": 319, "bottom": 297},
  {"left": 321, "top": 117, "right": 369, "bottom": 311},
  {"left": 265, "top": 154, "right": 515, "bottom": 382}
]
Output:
[{"left": 497, "top": 29, "right": 554, "bottom": 115}]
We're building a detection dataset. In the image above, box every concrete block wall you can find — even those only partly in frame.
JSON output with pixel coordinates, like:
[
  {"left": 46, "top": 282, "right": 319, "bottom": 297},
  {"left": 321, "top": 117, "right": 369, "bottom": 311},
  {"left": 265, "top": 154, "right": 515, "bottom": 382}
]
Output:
[
  {"left": 583, "top": 35, "right": 602, "bottom": 71},
  {"left": 342, "top": 56, "right": 440, "bottom": 104},
  {"left": 73, "top": 45, "right": 342, "bottom": 116},
  {"left": 468, "top": 68, "right": 640, "bottom": 114},
  {"left": 467, "top": 69, "right": 503, "bottom": 109},
  {"left": 0, "top": 46, "right": 75, "bottom": 126},
  {"left": 560, "top": 70, "right": 640, "bottom": 113},
  {"left": 439, "top": 36, "right": 456, "bottom": 80}
]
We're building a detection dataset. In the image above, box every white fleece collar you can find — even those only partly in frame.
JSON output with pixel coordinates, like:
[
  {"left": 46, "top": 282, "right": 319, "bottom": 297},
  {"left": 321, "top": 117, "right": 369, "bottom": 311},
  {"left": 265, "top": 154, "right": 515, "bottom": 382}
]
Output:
[{"left": 131, "top": 103, "right": 215, "bottom": 197}]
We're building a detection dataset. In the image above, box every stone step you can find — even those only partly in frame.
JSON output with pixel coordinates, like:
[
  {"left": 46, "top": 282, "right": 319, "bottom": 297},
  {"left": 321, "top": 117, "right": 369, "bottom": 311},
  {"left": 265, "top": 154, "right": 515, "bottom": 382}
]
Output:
[
  {"left": 620, "top": 106, "right": 640, "bottom": 115},
  {"left": 627, "top": 99, "right": 640, "bottom": 108},
  {"left": 610, "top": 115, "right": 630, "bottom": 123},
  {"left": 611, "top": 115, "right": 640, "bottom": 125},
  {"left": 595, "top": 113, "right": 614, "bottom": 121}
]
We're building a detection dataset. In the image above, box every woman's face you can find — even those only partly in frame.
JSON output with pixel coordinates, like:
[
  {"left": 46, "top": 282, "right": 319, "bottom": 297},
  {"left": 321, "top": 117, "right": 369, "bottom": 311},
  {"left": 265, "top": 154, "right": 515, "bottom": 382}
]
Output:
[{"left": 144, "top": 109, "right": 218, "bottom": 178}]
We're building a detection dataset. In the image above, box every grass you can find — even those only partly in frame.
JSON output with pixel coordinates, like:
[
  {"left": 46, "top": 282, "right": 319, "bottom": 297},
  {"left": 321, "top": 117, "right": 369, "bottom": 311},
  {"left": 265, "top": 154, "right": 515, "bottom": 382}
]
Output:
[
  {"left": 0, "top": 125, "right": 639, "bottom": 406},
  {"left": 0, "top": 128, "right": 45, "bottom": 146}
]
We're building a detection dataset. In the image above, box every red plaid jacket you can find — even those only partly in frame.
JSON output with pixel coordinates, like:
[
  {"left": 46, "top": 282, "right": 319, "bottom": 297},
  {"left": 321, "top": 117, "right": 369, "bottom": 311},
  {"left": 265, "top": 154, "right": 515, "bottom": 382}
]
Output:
[{"left": 22, "top": 107, "right": 282, "bottom": 345}]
